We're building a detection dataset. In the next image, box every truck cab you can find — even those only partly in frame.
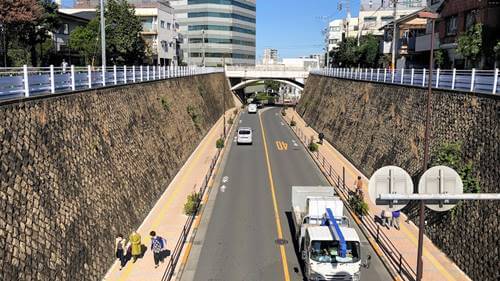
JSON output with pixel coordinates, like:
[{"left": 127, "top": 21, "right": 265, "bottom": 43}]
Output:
[{"left": 301, "top": 226, "right": 362, "bottom": 281}]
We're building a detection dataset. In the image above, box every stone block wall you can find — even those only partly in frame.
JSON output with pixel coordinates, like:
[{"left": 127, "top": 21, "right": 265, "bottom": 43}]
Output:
[
  {"left": 297, "top": 74, "right": 499, "bottom": 281},
  {"left": 0, "top": 73, "right": 233, "bottom": 280}
]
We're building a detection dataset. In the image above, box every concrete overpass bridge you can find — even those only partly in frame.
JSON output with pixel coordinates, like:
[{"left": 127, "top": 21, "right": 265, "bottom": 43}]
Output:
[{"left": 225, "top": 65, "right": 312, "bottom": 91}]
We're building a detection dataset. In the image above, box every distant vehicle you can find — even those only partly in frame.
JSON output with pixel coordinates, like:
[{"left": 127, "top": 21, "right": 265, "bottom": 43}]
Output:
[
  {"left": 254, "top": 101, "right": 263, "bottom": 108},
  {"left": 248, "top": 104, "right": 257, "bottom": 114},
  {"left": 237, "top": 127, "right": 252, "bottom": 145},
  {"left": 292, "top": 186, "right": 368, "bottom": 281}
]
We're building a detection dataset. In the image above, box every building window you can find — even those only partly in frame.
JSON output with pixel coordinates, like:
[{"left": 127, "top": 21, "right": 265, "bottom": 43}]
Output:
[
  {"left": 446, "top": 16, "right": 458, "bottom": 35},
  {"left": 167, "top": 23, "right": 171, "bottom": 30},
  {"left": 188, "top": 24, "right": 256, "bottom": 35},
  {"left": 188, "top": 12, "right": 256, "bottom": 23},
  {"left": 160, "top": 20, "right": 165, "bottom": 28},
  {"left": 63, "top": 23, "right": 69, "bottom": 34},
  {"left": 187, "top": 0, "right": 256, "bottom": 12},
  {"left": 465, "top": 10, "right": 477, "bottom": 30}
]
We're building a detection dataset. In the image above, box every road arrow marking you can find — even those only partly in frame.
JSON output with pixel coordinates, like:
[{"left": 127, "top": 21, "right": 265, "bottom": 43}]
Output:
[
  {"left": 220, "top": 185, "right": 227, "bottom": 192},
  {"left": 222, "top": 176, "right": 229, "bottom": 183}
]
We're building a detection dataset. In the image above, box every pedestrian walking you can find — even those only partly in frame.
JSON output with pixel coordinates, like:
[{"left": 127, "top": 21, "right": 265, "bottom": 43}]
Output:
[
  {"left": 61, "top": 59, "right": 68, "bottom": 73},
  {"left": 391, "top": 210, "right": 401, "bottom": 230},
  {"left": 354, "top": 176, "right": 364, "bottom": 198},
  {"left": 129, "top": 231, "right": 142, "bottom": 263},
  {"left": 115, "top": 234, "right": 127, "bottom": 270},
  {"left": 381, "top": 210, "right": 392, "bottom": 228},
  {"left": 318, "top": 132, "right": 325, "bottom": 144},
  {"left": 150, "top": 231, "right": 167, "bottom": 268}
]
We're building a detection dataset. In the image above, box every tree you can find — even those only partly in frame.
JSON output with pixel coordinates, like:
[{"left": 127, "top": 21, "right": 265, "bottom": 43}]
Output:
[
  {"left": 70, "top": 19, "right": 100, "bottom": 65},
  {"left": 457, "top": 23, "right": 482, "bottom": 69},
  {"left": 102, "top": 0, "right": 145, "bottom": 64},
  {"left": 434, "top": 49, "right": 444, "bottom": 68},
  {"left": 494, "top": 41, "right": 500, "bottom": 68},
  {"left": 335, "top": 37, "right": 359, "bottom": 67},
  {"left": 357, "top": 34, "right": 379, "bottom": 67}
]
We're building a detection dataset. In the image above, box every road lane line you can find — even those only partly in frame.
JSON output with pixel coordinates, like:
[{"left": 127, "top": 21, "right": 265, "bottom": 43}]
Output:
[{"left": 259, "top": 112, "right": 291, "bottom": 281}]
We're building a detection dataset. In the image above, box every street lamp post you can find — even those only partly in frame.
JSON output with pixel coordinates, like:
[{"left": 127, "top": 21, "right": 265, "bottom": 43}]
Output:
[
  {"left": 100, "top": 0, "right": 106, "bottom": 68},
  {"left": 201, "top": 29, "right": 206, "bottom": 67},
  {"left": 417, "top": 11, "right": 438, "bottom": 281},
  {"left": 222, "top": 55, "right": 226, "bottom": 139},
  {"left": 391, "top": 0, "right": 398, "bottom": 69}
]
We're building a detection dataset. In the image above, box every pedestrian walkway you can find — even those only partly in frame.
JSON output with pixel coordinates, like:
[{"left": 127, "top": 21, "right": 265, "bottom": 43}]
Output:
[
  {"left": 283, "top": 108, "right": 471, "bottom": 281},
  {"left": 103, "top": 108, "right": 236, "bottom": 281}
]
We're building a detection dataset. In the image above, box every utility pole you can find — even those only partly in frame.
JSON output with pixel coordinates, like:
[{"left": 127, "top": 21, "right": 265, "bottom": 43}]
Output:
[
  {"left": 201, "top": 29, "right": 206, "bottom": 67},
  {"left": 187, "top": 32, "right": 190, "bottom": 66},
  {"left": 222, "top": 55, "right": 226, "bottom": 138},
  {"left": 100, "top": 0, "right": 106, "bottom": 68},
  {"left": 391, "top": 0, "right": 398, "bottom": 69}
]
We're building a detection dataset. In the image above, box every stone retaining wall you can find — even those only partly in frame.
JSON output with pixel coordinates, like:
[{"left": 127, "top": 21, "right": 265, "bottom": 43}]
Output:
[
  {"left": 297, "top": 74, "right": 499, "bottom": 281},
  {"left": 0, "top": 73, "right": 233, "bottom": 280}
]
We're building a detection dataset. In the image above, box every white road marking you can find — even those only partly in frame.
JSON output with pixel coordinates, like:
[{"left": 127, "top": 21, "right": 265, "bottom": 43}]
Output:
[
  {"left": 280, "top": 122, "right": 284, "bottom": 126},
  {"left": 220, "top": 185, "right": 227, "bottom": 192},
  {"left": 222, "top": 176, "right": 229, "bottom": 183},
  {"left": 239, "top": 120, "right": 242, "bottom": 123},
  {"left": 292, "top": 140, "right": 299, "bottom": 147}
]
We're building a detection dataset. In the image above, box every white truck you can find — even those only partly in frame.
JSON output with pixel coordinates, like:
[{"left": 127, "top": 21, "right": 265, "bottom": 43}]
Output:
[{"left": 292, "top": 186, "right": 366, "bottom": 281}]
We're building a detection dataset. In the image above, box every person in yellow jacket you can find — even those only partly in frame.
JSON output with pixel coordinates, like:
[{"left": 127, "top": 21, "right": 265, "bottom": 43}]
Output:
[{"left": 129, "top": 231, "right": 142, "bottom": 263}]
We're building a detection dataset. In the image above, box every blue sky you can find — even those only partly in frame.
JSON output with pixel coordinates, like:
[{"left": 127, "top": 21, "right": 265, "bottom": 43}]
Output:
[
  {"left": 256, "top": 0, "right": 360, "bottom": 60},
  {"left": 60, "top": 0, "right": 361, "bottom": 60}
]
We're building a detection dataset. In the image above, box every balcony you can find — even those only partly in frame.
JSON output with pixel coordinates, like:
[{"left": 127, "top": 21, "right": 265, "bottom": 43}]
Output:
[{"left": 415, "top": 33, "right": 440, "bottom": 52}]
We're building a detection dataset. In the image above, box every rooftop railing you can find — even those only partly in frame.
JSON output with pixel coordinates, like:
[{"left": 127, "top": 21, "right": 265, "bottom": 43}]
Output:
[
  {"left": 312, "top": 67, "right": 500, "bottom": 95},
  {"left": 0, "top": 65, "right": 223, "bottom": 101}
]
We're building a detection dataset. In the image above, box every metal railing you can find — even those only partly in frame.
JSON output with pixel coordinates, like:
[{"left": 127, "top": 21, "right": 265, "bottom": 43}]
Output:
[
  {"left": 288, "top": 121, "right": 417, "bottom": 281},
  {"left": 312, "top": 67, "right": 500, "bottom": 95},
  {"left": 0, "top": 65, "right": 223, "bottom": 100}
]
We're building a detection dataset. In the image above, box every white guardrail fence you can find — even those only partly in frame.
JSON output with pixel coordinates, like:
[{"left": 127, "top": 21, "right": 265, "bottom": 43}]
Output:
[
  {"left": 312, "top": 67, "right": 500, "bottom": 95},
  {"left": 0, "top": 65, "right": 223, "bottom": 100}
]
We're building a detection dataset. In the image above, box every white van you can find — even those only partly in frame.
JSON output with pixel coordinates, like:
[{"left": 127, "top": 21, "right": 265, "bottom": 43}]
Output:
[
  {"left": 248, "top": 104, "right": 257, "bottom": 114},
  {"left": 237, "top": 127, "right": 253, "bottom": 145}
]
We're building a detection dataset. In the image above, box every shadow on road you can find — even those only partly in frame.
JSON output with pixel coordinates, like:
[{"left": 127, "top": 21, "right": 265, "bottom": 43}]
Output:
[{"left": 285, "top": 211, "right": 307, "bottom": 281}]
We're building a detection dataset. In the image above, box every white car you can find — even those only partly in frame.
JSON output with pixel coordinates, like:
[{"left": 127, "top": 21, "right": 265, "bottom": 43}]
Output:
[
  {"left": 248, "top": 104, "right": 257, "bottom": 114},
  {"left": 237, "top": 127, "right": 253, "bottom": 145}
]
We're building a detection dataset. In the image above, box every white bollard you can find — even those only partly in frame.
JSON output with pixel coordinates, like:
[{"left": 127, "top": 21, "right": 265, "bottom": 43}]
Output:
[
  {"left": 422, "top": 68, "right": 426, "bottom": 87},
  {"left": 133, "top": 65, "right": 136, "bottom": 82},
  {"left": 436, "top": 68, "right": 440, "bottom": 88},
  {"left": 452, "top": 68, "right": 456, "bottom": 90},
  {"left": 124, "top": 65, "right": 127, "bottom": 84},
  {"left": 384, "top": 68, "right": 387, "bottom": 82},
  {"left": 102, "top": 66, "right": 106, "bottom": 86},
  {"left": 23, "top": 65, "right": 30, "bottom": 97},
  {"left": 401, "top": 68, "right": 404, "bottom": 84},
  {"left": 113, "top": 65, "right": 117, "bottom": 85},
  {"left": 50, "top": 65, "right": 55, "bottom": 93},
  {"left": 470, "top": 68, "right": 476, "bottom": 92},
  {"left": 493, "top": 68, "right": 499, "bottom": 94},
  {"left": 71, "top": 65, "right": 76, "bottom": 91},
  {"left": 147, "top": 66, "right": 150, "bottom": 80},
  {"left": 411, "top": 68, "right": 415, "bottom": 85}
]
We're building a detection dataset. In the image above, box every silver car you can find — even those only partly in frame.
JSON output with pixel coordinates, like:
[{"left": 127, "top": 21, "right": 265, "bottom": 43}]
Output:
[{"left": 237, "top": 127, "right": 253, "bottom": 145}]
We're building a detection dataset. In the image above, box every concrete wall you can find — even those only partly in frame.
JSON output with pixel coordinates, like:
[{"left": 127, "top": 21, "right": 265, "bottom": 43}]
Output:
[
  {"left": 0, "top": 73, "right": 233, "bottom": 280},
  {"left": 297, "top": 74, "right": 499, "bottom": 281}
]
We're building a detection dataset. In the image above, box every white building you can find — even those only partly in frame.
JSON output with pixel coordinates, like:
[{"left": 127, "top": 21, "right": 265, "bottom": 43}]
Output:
[
  {"left": 262, "top": 48, "right": 278, "bottom": 65},
  {"left": 358, "top": 0, "right": 425, "bottom": 37},
  {"left": 170, "top": 0, "right": 256, "bottom": 66},
  {"left": 60, "top": 0, "right": 180, "bottom": 65},
  {"left": 282, "top": 57, "right": 320, "bottom": 69},
  {"left": 327, "top": 17, "right": 359, "bottom": 51}
]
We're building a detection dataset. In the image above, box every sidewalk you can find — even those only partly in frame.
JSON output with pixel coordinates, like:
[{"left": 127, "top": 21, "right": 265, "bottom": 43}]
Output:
[
  {"left": 103, "top": 108, "right": 236, "bottom": 281},
  {"left": 283, "top": 108, "right": 471, "bottom": 281}
]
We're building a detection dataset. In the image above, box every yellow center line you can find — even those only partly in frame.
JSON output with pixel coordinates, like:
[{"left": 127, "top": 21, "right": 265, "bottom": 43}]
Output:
[
  {"left": 259, "top": 113, "right": 291, "bottom": 281},
  {"left": 116, "top": 117, "right": 223, "bottom": 281}
]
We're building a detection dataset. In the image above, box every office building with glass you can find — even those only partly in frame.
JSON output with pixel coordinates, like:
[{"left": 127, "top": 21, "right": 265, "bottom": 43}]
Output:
[{"left": 170, "top": 0, "right": 256, "bottom": 66}]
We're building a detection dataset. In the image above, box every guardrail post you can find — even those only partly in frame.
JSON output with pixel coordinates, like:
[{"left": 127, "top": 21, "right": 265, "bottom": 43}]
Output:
[
  {"left": 140, "top": 65, "right": 143, "bottom": 82},
  {"left": 493, "top": 68, "right": 499, "bottom": 94},
  {"left": 342, "top": 166, "right": 345, "bottom": 188},
  {"left": 436, "top": 68, "right": 440, "bottom": 88},
  {"left": 71, "top": 65, "right": 75, "bottom": 91},
  {"left": 23, "top": 65, "right": 30, "bottom": 97},
  {"left": 88, "top": 65, "right": 92, "bottom": 88},
  {"left": 152, "top": 65, "right": 156, "bottom": 80},
  {"left": 102, "top": 66, "right": 106, "bottom": 86},
  {"left": 376, "top": 224, "right": 380, "bottom": 242},
  {"left": 113, "top": 65, "right": 117, "bottom": 85},
  {"left": 50, "top": 65, "right": 55, "bottom": 93},
  {"left": 132, "top": 65, "right": 136, "bottom": 82},
  {"left": 422, "top": 68, "right": 426, "bottom": 87},
  {"left": 470, "top": 68, "right": 476, "bottom": 92},
  {"left": 370, "top": 68, "right": 373, "bottom": 81},
  {"left": 399, "top": 253, "right": 403, "bottom": 274},
  {"left": 147, "top": 65, "right": 150, "bottom": 80},
  {"left": 383, "top": 68, "right": 387, "bottom": 82},
  {"left": 124, "top": 65, "right": 127, "bottom": 84},
  {"left": 400, "top": 68, "right": 404, "bottom": 84},
  {"left": 376, "top": 68, "right": 380, "bottom": 81},
  {"left": 391, "top": 68, "right": 395, "bottom": 83},
  {"left": 411, "top": 68, "right": 415, "bottom": 85},
  {"left": 452, "top": 68, "right": 456, "bottom": 90},
  {"left": 163, "top": 65, "right": 166, "bottom": 79}
]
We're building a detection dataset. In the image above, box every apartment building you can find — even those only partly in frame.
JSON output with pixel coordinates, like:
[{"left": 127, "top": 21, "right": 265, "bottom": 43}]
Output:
[
  {"left": 327, "top": 17, "right": 359, "bottom": 51},
  {"left": 170, "top": 0, "right": 256, "bottom": 66},
  {"left": 262, "top": 48, "right": 278, "bottom": 65}
]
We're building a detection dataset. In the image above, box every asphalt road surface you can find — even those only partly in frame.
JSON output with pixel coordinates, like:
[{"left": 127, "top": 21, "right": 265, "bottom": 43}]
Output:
[{"left": 183, "top": 107, "right": 392, "bottom": 281}]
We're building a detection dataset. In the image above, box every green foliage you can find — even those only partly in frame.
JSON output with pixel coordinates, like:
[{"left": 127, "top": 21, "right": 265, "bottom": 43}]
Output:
[
  {"left": 349, "top": 194, "right": 369, "bottom": 216},
  {"left": 431, "top": 142, "right": 480, "bottom": 193},
  {"left": 333, "top": 35, "right": 380, "bottom": 67},
  {"left": 187, "top": 105, "right": 202, "bottom": 129},
  {"left": 228, "top": 116, "right": 234, "bottom": 125},
  {"left": 160, "top": 97, "right": 170, "bottom": 111},
  {"left": 265, "top": 80, "right": 281, "bottom": 93},
  {"left": 183, "top": 192, "right": 201, "bottom": 216},
  {"left": 216, "top": 138, "right": 224, "bottom": 149},
  {"left": 102, "top": 0, "right": 146, "bottom": 64},
  {"left": 434, "top": 49, "right": 444, "bottom": 68},
  {"left": 290, "top": 120, "right": 296, "bottom": 127},
  {"left": 457, "top": 23, "right": 482, "bottom": 68},
  {"left": 308, "top": 138, "right": 319, "bottom": 152},
  {"left": 70, "top": 19, "right": 100, "bottom": 65},
  {"left": 281, "top": 110, "right": 287, "bottom": 116},
  {"left": 357, "top": 34, "right": 379, "bottom": 67},
  {"left": 336, "top": 37, "right": 360, "bottom": 67}
]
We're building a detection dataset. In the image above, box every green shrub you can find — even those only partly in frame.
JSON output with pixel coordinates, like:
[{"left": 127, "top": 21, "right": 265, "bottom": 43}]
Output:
[
  {"left": 216, "top": 138, "right": 224, "bottom": 149},
  {"left": 228, "top": 117, "right": 234, "bottom": 125},
  {"left": 281, "top": 110, "right": 287, "bottom": 116},
  {"left": 308, "top": 139, "right": 319, "bottom": 152},
  {"left": 184, "top": 192, "right": 201, "bottom": 216},
  {"left": 160, "top": 97, "right": 170, "bottom": 111},
  {"left": 187, "top": 105, "right": 202, "bottom": 129},
  {"left": 349, "top": 194, "right": 369, "bottom": 216},
  {"left": 290, "top": 120, "right": 296, "bottom": 127},
  {"left": 233, "top": 109, "right": 238, "bottom": 115}
]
